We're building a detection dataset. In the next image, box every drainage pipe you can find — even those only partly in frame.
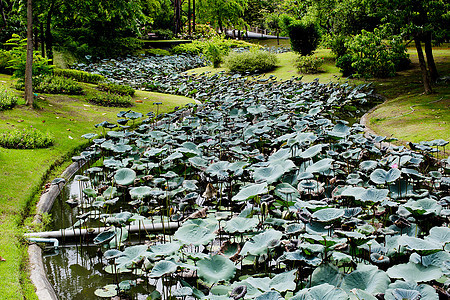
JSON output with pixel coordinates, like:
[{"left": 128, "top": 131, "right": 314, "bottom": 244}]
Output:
[{"left": 27, "top": 238, "right": 59, "bottom": 249}]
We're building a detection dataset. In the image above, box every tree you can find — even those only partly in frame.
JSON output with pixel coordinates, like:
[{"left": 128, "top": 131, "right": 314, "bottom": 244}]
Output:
[
  {"left": 369, "top": 0, "right": 450, "bottom": 94},
  {"left": 196, "top": 0, "right": 248, "bottom": 32},
  {"left": 25, "top": 0, "right": 33, "bottom": 106}
]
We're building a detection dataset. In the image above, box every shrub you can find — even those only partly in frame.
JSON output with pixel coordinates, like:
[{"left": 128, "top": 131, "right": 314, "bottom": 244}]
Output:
[
  {"left": 336, "top": 54, "right": 356, "bottom": 77},
  {"left": 203, "top": 38, "right": 231, "bottom": 68},
  {"left": 171, "top": 38, "right": 257, "bottom": 55},
  {"left": 97, "top": 82, "right": 135, "bottom": 96},
  {"left": 341, "top": 29, "right": 410, "bottom": 78},
  {"left": 145, "top": 48, "right": 171, "bottom": 56},
  {"left": 0, "top": 126, "right": 53, "bottom": 149},
  {"left": 296, "top": 55, "right": 324, "bottom": 74},
  {"left": 87, "top": 91, "right": 132, "bottom": 107},
  {"left": 0, "top": 50, "right": 14, "bottom": 75},
  {"left": 224, "top": 50, "right": 278, "bottom": 74},
  {"left": 288, "top": 21, "right": 320, "bottom": 56},
  {"left": 0, "top": 85, "right": 18, "bottom": 111},
  {"left": 53, "top": 68, "right": 105, "bottom": 84},
  {"left": 33, "top": 75, "right": 84, "bottom": 95},
  {"left": 171, "top": 41, "right": 204, "bottom": 55},
  {"left": 328, "top": 34, "right": 349, "bottom": 58},
  {"left": 151, "top": 28, "right": 174, "bottom": 40}
]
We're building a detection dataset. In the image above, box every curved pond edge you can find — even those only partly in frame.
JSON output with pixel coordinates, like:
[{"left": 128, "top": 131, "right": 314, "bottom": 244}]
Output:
[{"left": 28, "top": 159, "right": 88, "bottom": 300}]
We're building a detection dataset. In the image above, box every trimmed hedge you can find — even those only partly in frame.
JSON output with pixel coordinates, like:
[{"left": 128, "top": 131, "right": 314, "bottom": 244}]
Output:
[
  {"left": 224, "top": 50, "right": 278, "bottom": 74},
  {"left": 87, "top": 91, "right": 132, "bottom": 107},
  {"left": 53, "top": 68, "right": 105, "bottom": 84},
  {"left": 97, "top": 82, "right": 135, "bottom": 96}
]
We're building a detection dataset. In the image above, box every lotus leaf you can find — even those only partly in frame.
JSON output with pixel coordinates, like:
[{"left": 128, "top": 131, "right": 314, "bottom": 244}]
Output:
[
  {"left": 149, "top": 260, "right": 178, "bottom": 277},
  {"left": 129, "top": 186, "right": 153, "bottom": 199},
  {"left": 292, "top": 283, "right": 348, "bottom": 300},
  {"left": 197, "top": 255, "right": 236, "bottom": 284},
  {"left": 255, "top": 291, "right": 282, "bottom": 300},
  {"left": 94, "top": 284, "right": 118, "bottom": 298},
  {"left": 174, "top": 223, "right": 216, "bottom": 246},
  {"left": 149, "top": 241, "right": 181, "bottom": 257},
  {"left": 114, "top": 168, "right": 136, "bottom": 185},
  {"left": 269, "top": 269, "right": 297, "bottom": 292},
  {"left": 370, "top": 168, "right": 401, "bottom": 185},
  {"left": 253, "top": 165, "right": 285, "bottom": 184},
  {"left": 385, "top": 280, "right": 438, "bottom": 300},
  {"left": 399, "top": 236, "right": 442, "bottom": 255},
  {"left": 403, "top": 198, "right": 442, "bottom": 216},
  {"left": 312, "top": 208, "right": 344, "bottom": 223},
  {"left": 241, "top": 229, "right": 283, "bottom": 256},
  {"left": 340, "top": 264, "right": 390, "bottom": 295},
  {"left": 306, "top": 158, "right": 334, "bottom": 174},
  {"left": 224, "top": 217, "right": 259, "bottom": 233},
  {"left": 93, "top": 230, "right": 116, "bottom": 245},
  {"left": 232, "top": 183, "right": 268, "bottom": 201},
  {"left": 311, "top": 264, "right": 343, "bottom": 287},
  {"left": 386, "top": 262, "right": 443, "bottom": 282},
  {"left": 300, "top": 144, "right": 323, "bottom": 159}
]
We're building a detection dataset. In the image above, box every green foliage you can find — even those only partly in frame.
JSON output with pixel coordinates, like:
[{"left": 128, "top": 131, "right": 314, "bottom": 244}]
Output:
[
  {"left": 288, "top": 21, "right": 320, "bottom": 56},
  {"left": 32, "top": 75, "right": 84, "bottom": 95},
  {"left": 87, "top": 91, "right": 132, "bottom": 107},
  {"left": 0, "top": 85, "right": 18, "bottom": 111},
  {"left": 145, "top": 48, "right": 171, "bottom": 56},
  {"left": 97, "top": 82, "right": 135, "bottom": 96},
  {"left": 0, "top": 50, "right": 14, "bottom": 75},
  {"left": 151, "top": 28, "right": 174, "bottom": 40},
  {"left": 5, "top": 35, "right": 53, "bottom": 81},
  {"left": 296, "top": 55, "right": 324, "bottom": 74},
  {"left": 327, "top": 34, "right": 350, "bottom": 58},
  {"left": 224, "top": 50, "right": 278, "bottom": 73},
  {"left": 0, "top": 127, "right": 53, "bottom": 149},
  {"left": 338, "top": 29, "right": 410, "bottom": 78},
  {"left": 53, "top": 68, "right": 105, "bottom": 84},
  {"left": 203, "top": 38, "right": 230, "bottom": 68},
  {"left": 171, "top": 39, "right": 257, "bottom": 55},
  {"left": 171, "top": 41, "right": 204, "bottom": 55}
]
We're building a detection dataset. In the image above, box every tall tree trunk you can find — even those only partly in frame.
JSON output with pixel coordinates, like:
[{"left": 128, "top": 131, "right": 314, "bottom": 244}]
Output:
[
  {"left": 25, "top": 0, "right": 33, "bottom": 106},
  {"left": 45, "top": 1, "right": 54, "bottom": 63},
  {"left": 424, "top": 31, "right": 438, "bottom": 82},
  {"left": 414, "top": 36, "right": 432, "bottom": 94},
  {"left": 0, "top": 0, "right": 7, "bottom": 28},
  {"left": 40, "top": 21, "right": 45, "bottom": 57}
]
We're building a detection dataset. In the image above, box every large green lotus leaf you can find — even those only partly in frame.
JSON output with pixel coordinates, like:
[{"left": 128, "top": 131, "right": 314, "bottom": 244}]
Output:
[
  {"left": 279, "top": 250, "right": 321, "bottom": 266},
  {"left": 109, "top": 227, "right": 128, "bottom": 248},
  {"left": 93, "top": 230, "right": 116, "bottom": 245},
  {"left": 386, "top": 262, "right": 443, "bottom": 282},
  {"left": 306, "top": 158, "right": 334, "bottom": 174},
  {"left": 399, "top": 236, "right": 442, "bottom": 255},
  {"left": 149, "top": 260, "right": 178, "bottom": 277},
  {"left": 112, "top": 144, "right": 132, "bottom": 153},
  {"left": 162, "top": 152, "right": 183, "bottom": 163},
  {"left": 114, "top": 168, "right": 136, "bottom": 185},
  {"left": 149, "top": 241, "right": 182, "bottom": 257},
  {"left": 327, "top": 122, "right": 350, "bottom": 138},
  {"left": 360, "top": 188, "right": 389, "bottom": 203},
  {"left": 174, "top": 223, "right": 216, "bottom": 246},
  {"left": 385, "top": 280, "right": 438, "bottom": 300},
  {"left": 129, "top": 186, "right": 153, "bottom": 199},
  {"left": 291, "top": 283, "right": 348, "bottom": 300},
  {"left": 409, "top": 252, "right": 450, "bottom": 269},
  {"left": 311, "top": 264, "right": 343, "bottom": 287},
  {"left": 172, "top": 287, "right": 193, "bottom": 297},
  {"left": 341, "top": 264, "right": 390, "bottom": 295},
  {"left": 347, "top": 289, "right": 377, "bottom": 300},
  {"left": 299, "top": 144, "right": 323, "bottom": 159},
  {"left": 245, "top": 277, "right": 271, "bottom": 292},
  {"left": 115, "top": 245, "right": 149, "bottom": 270},
  {"left": 247, "top": 104, "right": 267, "bottom": 114},
  {"left": 312, "top": 208, "right": 344, "bottom": 223},
  {"left": 404, "top": 198, "right": 442, "bottom": 216},
  {"left": 229, "top": 161, "right": 249, "bottom": 177},
  {"left": 359, "top": 160, "right": 378, "bottom": 172},
  {"left": 388, "top": 180, "right": 415, "bottom": 200},
  {"left": 231, "top": 281, "right": 262, "bottom": 299},
  {"left": 94, "top": 284, "right": 118, "bottom": 298},
  {"left": 206, "top": 161, "right": 230, "bottom": 179},
  {"left": 232, "top": 183, "right": 268, "bottom": 201},
  {"left": 255, "top": 291, "right": 282, "bottom": 300},
  {"left": 370, "top": 168, "right": 401, "bottom": 185},
  {"left": 189, "top": 156, "right": 209, "bottom": 168},
  {"left": 197, "top": 255, "right": 236, "bottom": 284},
  {"left": 426, "top": 226, "right": 450, "bottom": 246},
  {"left": 274, "top": 182, "right": 299, "bottom": 200},
  {"left": 82, "top": 187, "right": 97, "bottom": 198},
  {"left": 241, "top": 229, "right": 283, "bottom": 256},
  {"left": 268, "top": 148, "right": 291, "bottom": 161},
  {"left": 269, "top": 269, "right": 297, "bottom": 292},
  {"left": 224, "top": 217, "right": 259, "bottom": 233},
  {"left": 253, "top": 165, "right": 285, "bottom": 184},
  {"left": 103, "top": 186, "right": 118, "bottom": 199}
]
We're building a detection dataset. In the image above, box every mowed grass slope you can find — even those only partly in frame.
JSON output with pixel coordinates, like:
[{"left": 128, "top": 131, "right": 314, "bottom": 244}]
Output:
[{"left": 0, "top": 75, "right": 194, "bottom": 299}]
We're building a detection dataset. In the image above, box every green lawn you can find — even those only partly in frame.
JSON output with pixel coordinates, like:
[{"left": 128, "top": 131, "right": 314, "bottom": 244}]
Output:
[{"left": 0, "top": 76, "right": 194, "bottom": 299}]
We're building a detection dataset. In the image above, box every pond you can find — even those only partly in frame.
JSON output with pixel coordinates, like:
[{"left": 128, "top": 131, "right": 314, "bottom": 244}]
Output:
[{"left": 41, "top": 67, "right": 450, "bottom": 299}]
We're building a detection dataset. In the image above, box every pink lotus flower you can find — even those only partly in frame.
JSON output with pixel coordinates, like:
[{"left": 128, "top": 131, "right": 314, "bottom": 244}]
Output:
[{"left": 391, "top": 163, "right": 398, "bottom": 169}]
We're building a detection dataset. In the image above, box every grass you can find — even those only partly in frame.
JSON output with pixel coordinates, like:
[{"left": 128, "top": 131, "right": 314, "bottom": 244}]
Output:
[
  {"left": 0, "top": 75, "right": 194, "bottom": 299},
  {"left": 188, "top": 44, "right": 449, "bottom": 144},
  {"left": 366, "top": 47, "right": 450, "bottom": 144}
]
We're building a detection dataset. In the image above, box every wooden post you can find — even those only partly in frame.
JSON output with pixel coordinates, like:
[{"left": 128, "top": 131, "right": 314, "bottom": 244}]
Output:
[{"left": 25, "top": 0, "right": 33, "bottom": 106}]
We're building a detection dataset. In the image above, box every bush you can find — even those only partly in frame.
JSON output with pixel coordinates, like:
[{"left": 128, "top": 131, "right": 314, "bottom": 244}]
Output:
[
  {"left": 203, "top": 37, "right": 231, "bottom": 68},
  {"left": 172, "top": 41, "right": 204, "bottom": 55},
  {"left": 224, "top": 50, "right": 278, "bottom": 74},
  {"left": 341, "top": 29, "right": 410, "bottom": 78},
  {"left": 97, "top": 82, "right": 135, "bottom": 96},
  {"left": 32, "top": 75, "right": 84, "bottom": 95},
  {"left": 328, "top": 34, "right": 349, "bottom": 58},
  {"left": 151, "top": 28, "right": 174, "bottom": 40},
  {"left": 0, "top": 50, "right": 14, "bottom": 75},
  {"left": 87, "top": 91, "right": 132, "bottom": 107},
  {"left": 336, "top": 54, "right": 356, "bottom": 77},
  {"left": 0, "top": 85, "right": 18, "bottom": 111},
  {"left": 296, "top": 55, "right": 324, "bottom": 74},
  {"left": 171, "top": 38, "right": 257, "bottom": 55},
  {"left": 288, "top": 21, "right": 320, "bottom": 56},
  {"left": 53, "top": 68, "right": 105, "bottom": 84},
  {"left": 0, "top": 126, "right": 53, "bottom": 149},
  {"left": 145, "top": 48, "right": 171, "bottom": 56}
]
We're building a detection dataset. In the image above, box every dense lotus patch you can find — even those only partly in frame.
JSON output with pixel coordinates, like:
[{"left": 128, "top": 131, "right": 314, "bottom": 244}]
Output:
[{"left": 45, "top": 68, "right": 450, "bottom": 299}]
